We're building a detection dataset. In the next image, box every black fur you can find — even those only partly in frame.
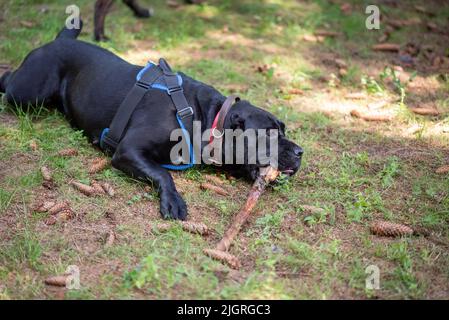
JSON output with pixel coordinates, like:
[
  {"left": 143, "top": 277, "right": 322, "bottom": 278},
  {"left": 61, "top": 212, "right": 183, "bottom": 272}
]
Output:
[{"left": 0, "top": 23, "right": 303, "bottom": 220}]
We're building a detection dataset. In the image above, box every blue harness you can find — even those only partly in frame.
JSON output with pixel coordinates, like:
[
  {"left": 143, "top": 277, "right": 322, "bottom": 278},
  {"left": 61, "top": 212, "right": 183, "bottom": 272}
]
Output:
[{"left": 99, "top": 59, "right": 194, "bottom": 170}]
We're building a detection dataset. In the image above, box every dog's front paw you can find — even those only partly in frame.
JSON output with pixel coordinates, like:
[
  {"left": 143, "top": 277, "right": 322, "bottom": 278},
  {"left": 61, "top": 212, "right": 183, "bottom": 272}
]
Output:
[{"left": 160, "top": 191, "right": 187, "bottom": 221}]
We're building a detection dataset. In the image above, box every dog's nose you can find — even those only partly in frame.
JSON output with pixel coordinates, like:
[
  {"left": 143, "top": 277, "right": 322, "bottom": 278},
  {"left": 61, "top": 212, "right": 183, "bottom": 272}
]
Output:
[{"left": 293, "top": 146, "right": 303, "bottom": 157}]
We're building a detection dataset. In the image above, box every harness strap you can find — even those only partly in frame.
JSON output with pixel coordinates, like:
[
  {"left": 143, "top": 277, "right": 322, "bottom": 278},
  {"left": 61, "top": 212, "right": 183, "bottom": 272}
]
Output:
[
  {"left": 159, "top": 59, "right": 194, "bottom": 137},
  {"left": 100, "top": 58, "right": 195, "bottom": 170},
  {"left": 101, "top": 65, "right": 163, "bottom": 154}
]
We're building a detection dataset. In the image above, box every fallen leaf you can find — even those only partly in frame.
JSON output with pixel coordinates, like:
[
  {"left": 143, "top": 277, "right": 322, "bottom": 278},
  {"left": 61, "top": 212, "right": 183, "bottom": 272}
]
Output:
[
  {"left": 372, "top": 43, "right": 400, "bottom": 52},
  {"left": 314, "top": 30, "right": 339, "bottom": 37},
  {"left": 409, "top": 107, "right": 440, "bottom": 116},
  {"left": 340, "top": 3, "right": 352, "bottom": 15},
  {"left": 335, "top": 59, "right": 347, "bottom": 69},
  {"left": 302, "top": 34, "right": 324, "bottom": 43},
  {"left": 287, "top": 88, "right": 304, "bottom": 95},
  {"left": 20, "top": 20, "right": 35, "bottom": 28},
  {"left": 345, "top": 92, "right": 366, "bottom": 100},
  {"left": 166, "top": 0, "right": 181, "bottom": 8},
  {"left": 435, "top": 165, "right": 449, "bottom": 174},
  {"left": 427, "top": 22, "right": 439, "bottom": 32},
  {"left": 350, "top": 110, "right": 391, "bottom": 122}
]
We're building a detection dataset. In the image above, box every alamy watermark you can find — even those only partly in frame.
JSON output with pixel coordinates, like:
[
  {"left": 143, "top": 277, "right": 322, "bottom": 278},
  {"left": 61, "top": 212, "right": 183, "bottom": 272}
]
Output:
[
  {"left": 65, "top": 265, "right": 81, "bottom": 290},
  {"left": 65, "top": 4, "right": 81, "bottom": 30},
  {"left": 365, "top": 5, "right": 380, "bottom": 30},
  {"left": 365, "top": 265, "right": 380, "bottom": 290},
  {"left": 168, "top": 121, "right": 279, "bottom": 168}
]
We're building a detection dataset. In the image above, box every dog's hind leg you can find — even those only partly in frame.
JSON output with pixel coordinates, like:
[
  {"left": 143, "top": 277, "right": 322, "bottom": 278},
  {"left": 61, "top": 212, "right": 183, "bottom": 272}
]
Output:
[
  {"left": 122, "top": 0, "right": 153, "bottom": 18},
  {"left": 2, "top": 48, "right": 61, "bottom": 108},
  {"left": 94, "top": 0, "right": 114, "bottom": 41}
]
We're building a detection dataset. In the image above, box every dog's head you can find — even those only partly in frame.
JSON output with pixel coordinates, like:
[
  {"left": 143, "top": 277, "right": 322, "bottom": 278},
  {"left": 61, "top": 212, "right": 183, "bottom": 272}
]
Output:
[{"left": 221, "top": 100, "right": 303, "bottom": 180}]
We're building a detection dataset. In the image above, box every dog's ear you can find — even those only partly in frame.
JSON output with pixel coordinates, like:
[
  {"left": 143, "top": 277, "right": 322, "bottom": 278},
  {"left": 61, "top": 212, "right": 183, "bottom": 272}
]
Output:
[{"left": 230, "top": 113, "right": 245, "bottom": 130}]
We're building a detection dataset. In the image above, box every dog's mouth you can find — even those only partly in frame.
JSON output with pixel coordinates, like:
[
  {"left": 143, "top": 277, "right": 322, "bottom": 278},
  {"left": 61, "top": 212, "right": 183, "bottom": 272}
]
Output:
[
  {"left": 252, "top": 165, "right": 295, "bottom": 180},
  {"left": 281, "top": 168, "right": 295, "bottom": 175}
]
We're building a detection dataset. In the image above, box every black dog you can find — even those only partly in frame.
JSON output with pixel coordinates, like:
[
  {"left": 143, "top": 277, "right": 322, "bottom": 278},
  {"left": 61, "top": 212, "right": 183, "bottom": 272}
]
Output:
[{"left": 0, "top": 23, "right": 303, "bottom": 220}]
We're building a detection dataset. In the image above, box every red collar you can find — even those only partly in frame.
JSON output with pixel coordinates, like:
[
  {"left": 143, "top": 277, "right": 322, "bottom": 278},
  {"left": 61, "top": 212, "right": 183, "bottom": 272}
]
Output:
[
  {"left": 209, "top": 112, "right": 221, "bottom": 144},
  {"left": 208, "top": 95, "right": 240, "bottom": 145}
]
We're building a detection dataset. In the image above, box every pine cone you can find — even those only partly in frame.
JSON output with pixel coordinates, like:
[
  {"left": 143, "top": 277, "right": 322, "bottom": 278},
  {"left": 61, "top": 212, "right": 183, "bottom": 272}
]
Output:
[
  {"left": 32, "top": 200, "right": 56, "bottom": 212},
  {"left": 57, "top": 209, "right": 74, "bottom": 222},
  {"left": 58, "top": 148, "right": 78, "bottom": 157},
  {"left": 47, "top": 201, "right": 70, "bottom": 215},
  {"left": 370, "top": 220, "right": 414, "bottom": 237},
  {"left": 203, "top": 249, "right": 241, "bottom": 269},
  {"left": 101, "top": 182, "right": 115, "bottom": 197},
  {"left": 88, "top": 158, "right": 109, "bottom": 174},
  {"left": 91, "top": 180, "right": 106, "bottom": 195},
  {"left": 181, "top": 221, "right": 211, "bottom": 236},
  {"left": 71, "top": 181, "right": 96, "bottom": 196}
]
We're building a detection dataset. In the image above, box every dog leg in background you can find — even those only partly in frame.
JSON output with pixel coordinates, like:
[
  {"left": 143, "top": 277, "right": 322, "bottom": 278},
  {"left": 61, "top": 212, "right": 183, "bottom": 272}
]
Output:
[
  {"left": 111, "top": 143, "right": 188, "bottom": 220},
  {"left": 123, "top": 0, "right": 153, "bottom": 18},
  {"left": 94, "top": 0, "right": 114, "bottom": 42}
]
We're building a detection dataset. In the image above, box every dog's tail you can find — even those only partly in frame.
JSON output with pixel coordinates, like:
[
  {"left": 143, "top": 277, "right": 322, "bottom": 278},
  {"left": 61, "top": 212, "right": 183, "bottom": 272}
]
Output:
[{"left": 56, "top": 19, "right": 83, "bottom": 40}]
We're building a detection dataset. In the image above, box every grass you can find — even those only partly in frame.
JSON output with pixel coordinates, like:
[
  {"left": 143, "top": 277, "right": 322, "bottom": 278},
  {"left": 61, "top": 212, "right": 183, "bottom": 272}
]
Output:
[{"left": 0, "top": 0, "right": 448, "bottom": 299}]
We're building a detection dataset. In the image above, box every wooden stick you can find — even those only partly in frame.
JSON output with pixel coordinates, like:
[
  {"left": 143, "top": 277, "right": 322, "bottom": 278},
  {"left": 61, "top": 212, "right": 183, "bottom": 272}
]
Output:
[{"left": 204, "top": 166, "right": 280, "bottom": 268}]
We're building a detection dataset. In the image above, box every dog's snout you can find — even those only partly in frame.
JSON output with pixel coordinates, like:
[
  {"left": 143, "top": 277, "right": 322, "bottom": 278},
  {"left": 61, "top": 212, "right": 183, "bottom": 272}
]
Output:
[{"left": 293, "top": 145, "right": 303, "bottom": 157}]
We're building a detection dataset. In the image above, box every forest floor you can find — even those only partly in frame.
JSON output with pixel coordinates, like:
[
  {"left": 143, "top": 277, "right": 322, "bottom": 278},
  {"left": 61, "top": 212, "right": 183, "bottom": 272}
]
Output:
[{"left": 0, "top": 0, "right": 448, "bottom": 299}]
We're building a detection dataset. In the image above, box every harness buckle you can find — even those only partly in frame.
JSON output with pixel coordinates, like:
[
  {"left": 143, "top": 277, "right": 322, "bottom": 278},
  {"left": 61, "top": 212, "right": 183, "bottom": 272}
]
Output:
[
  {"left": 177, "top": 106, "right": 194, "bottom": 119},
  {"left": 136, "top": 81, "right": 151, "bottom": 89},
  {"left": 167, "top": 85, "right": 183, "bottom": 95}
]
